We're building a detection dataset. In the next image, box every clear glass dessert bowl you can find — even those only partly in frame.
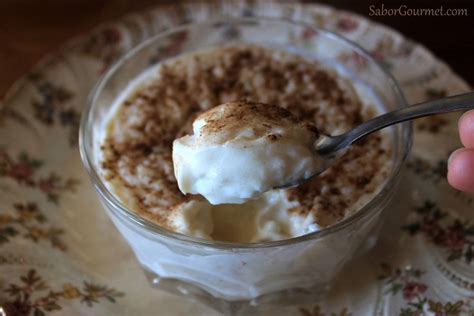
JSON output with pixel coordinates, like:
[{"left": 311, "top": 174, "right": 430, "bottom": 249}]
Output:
[{"left": 79, "top": 17, "right": 411, "bottom": 313}]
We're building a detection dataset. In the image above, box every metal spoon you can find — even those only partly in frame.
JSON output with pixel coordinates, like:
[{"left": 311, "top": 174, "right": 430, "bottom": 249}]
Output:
[{"left": 276, "top": 92, "right": 474, "bottom": 189}]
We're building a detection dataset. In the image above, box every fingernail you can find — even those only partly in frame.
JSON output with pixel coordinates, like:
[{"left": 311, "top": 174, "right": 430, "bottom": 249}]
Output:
[{"left": 448, "top": 149, "right": 464, "bottom": 167}]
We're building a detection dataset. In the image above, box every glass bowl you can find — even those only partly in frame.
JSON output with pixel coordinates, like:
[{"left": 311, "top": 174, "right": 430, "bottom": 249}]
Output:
[{"left": 79, "top": 17, "right": 411, "bottom": 314}]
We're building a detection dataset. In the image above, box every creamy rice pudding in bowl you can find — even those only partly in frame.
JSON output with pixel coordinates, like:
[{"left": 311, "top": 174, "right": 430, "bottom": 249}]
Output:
[{"left": 79, "top": 17, "right": 411, "bottom": 312}]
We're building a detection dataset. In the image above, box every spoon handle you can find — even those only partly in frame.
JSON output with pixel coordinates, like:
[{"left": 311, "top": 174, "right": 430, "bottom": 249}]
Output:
[{"left": 318, "top": 92, "right": 474, "bottom": 154}]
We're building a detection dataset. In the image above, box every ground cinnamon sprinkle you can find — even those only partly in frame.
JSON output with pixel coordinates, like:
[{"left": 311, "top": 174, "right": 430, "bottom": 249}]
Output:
[
  {"left": 100, "top": 44, "right": 391, "bottom": 231},
  {"left": 195, "top": 101, "right": 319, "bottom": 143}
]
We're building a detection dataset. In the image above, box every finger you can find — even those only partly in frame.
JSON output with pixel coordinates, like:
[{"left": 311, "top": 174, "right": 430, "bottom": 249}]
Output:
[
  {"left": 447, "top": 148, "right": 474, "bottom": 193},
  {"left": 459, "top": 110, "right": 474, "bottom": 148}
]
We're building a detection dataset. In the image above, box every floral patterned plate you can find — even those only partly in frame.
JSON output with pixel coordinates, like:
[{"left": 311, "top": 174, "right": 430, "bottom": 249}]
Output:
[{"left": 0, "top": 1, "right": 472, "bottom": 315}]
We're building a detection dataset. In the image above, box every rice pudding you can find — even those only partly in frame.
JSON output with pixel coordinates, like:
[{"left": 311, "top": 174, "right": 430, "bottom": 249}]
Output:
[{"left": 100, "top": 44, "right": 391, "bottom": 243}]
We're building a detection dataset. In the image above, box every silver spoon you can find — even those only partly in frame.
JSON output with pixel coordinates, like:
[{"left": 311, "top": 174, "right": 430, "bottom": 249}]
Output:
[{"left": 277, "top": 91, "right": 474, "bottom": 189}]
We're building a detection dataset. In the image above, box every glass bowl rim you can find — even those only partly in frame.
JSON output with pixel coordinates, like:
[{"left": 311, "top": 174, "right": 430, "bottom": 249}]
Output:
[{"left": 79, "top": 16, "right": 412, "bottom": 250}]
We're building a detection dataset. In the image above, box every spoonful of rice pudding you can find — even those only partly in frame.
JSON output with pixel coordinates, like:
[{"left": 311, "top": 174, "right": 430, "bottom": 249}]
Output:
[{"left": 173, "top": 94, "right": 474, "bottom": 206}]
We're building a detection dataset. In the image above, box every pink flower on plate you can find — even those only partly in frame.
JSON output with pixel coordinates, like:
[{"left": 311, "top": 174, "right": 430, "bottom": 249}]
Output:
[
  {"left": 371, "top": 50, "right": 385, "bottom": 61},
  {"left": 301, "top": 27, "right": 318, "bottom": 40},
  {"left": 402, "top": 282, "right": 428, "bottom": 301},
  {"left": 8, "top": 162, "right": 34, "bottom": 184},
  {"left": 420, "top": 221, "right": 444, "bottom": 239},
  {"left": 337, "top": 16, "right": 359, "bottom": 32},
  {"left": 442, "top": 229, "right": 466, "bottom": 250},
  {"left": 350, "top": 51, "right": 368, "bottom": 69},
  {"left": 38, "top": 178, "right": 55, "bottom": 194}
]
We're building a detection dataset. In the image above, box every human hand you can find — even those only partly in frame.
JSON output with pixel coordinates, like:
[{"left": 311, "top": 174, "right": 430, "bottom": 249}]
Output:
[{"left": 447, "top": 110, "right": 474, "bottom": 193}]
